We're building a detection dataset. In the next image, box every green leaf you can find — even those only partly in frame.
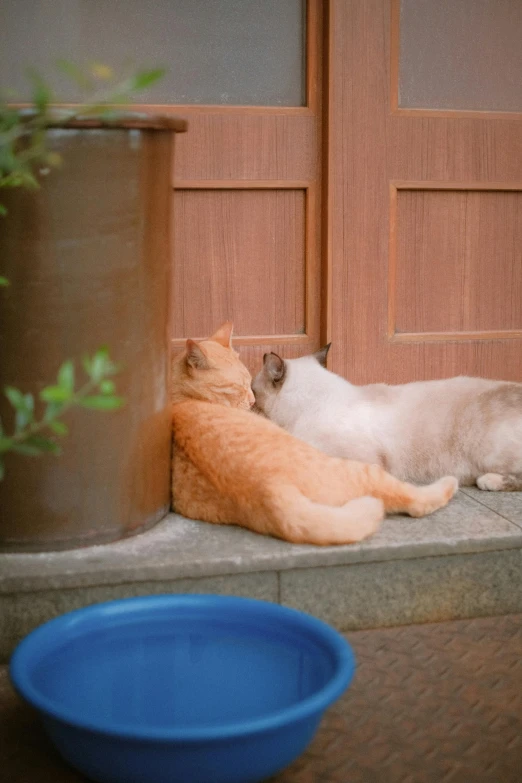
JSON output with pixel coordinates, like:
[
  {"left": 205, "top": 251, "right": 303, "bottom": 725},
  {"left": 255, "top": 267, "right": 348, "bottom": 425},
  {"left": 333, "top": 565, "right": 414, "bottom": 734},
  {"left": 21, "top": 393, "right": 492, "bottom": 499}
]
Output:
[
  {"left": 0, "top": 457, "right": 4, "bottom": 481},
  {"left": 99, "top": 379, "right": 115, "bottom": 395},
  {"left": 82, "top": 354, "right": 93, "bottom": 377},
  {"left": 11, "top": 442, "right": 44, "bottom": 456},
  {"left": 128, "top": 68, "right": 166, "bottom": 91},
  {"left": 90, "top": 63, "right": 114, "bottom": 81},
  {"left": 15, "top": 393, "right": 34, "bottom": 432},
  {"left": 90, "top": 346, "right": 110, "bottom": 382},
  {"left": 57, "top": 360, "right": 75, "bottom": 393},
  {"left": 2, "top": 170, "right": 40, "bottom": 191},
  {"left": 55, "top": 59, "right": 94, "bottom": 91},
  {"left": 4, "top": 386, "right": 25, "bottom": 409},
  {"left": 20, "top": 171, "right": 40, "bottom": 190},
  {"left": 24, "top": 435, "right": 61, "bottom": 454},
  {"left": 0, "top": 276, "right": 9, "bottom": 286},
  {"left": 15, "top": 411, "right": 29, "bottom": 432},
  {"left": 0, "top": 205, "right": 7, "bottom": 217},
  {"left": 0, "top": 436, "right": 13, "bottom": 453},
  {"left": 43, "top": 401, "right": 65, "bottom": 421},
  {"left": 26, "top": 68, "right": 52, "bottom": 113},
  {"left": 49, "top": 420, "right": 68, "bottom": 435},
  {"left": 40, "top": 385, "right": 72, "bottom": 403},
  {"left": 79, "top": 395, "right": 125, "bottom": 410}
]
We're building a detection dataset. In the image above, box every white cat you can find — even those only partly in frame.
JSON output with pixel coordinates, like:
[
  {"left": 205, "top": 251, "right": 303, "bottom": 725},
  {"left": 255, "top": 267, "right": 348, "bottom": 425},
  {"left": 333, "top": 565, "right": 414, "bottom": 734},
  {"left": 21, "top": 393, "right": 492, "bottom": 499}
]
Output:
[{"left": 252, "top": 345, "right": 522, "bottom": 490}]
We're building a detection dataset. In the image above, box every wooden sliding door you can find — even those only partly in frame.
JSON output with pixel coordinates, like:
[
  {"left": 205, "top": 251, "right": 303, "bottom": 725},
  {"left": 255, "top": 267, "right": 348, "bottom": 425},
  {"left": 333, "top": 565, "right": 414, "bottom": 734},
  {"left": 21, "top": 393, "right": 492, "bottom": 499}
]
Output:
[{"left": 326, "top": 0, "right": 522, "bottom": 383}]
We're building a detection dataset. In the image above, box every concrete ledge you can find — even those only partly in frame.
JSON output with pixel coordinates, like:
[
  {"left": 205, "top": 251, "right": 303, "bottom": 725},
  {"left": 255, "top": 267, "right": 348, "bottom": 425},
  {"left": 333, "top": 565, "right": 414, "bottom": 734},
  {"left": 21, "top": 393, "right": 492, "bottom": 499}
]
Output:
[
  {"left": 281, "top": 548, "right": 522, "bottom": 629},
  {"left": 1, "top": 491, "right": 521, "bottom": 593},
  {"left": 1, "top": 490, "right": 521, "bottom": 661}
]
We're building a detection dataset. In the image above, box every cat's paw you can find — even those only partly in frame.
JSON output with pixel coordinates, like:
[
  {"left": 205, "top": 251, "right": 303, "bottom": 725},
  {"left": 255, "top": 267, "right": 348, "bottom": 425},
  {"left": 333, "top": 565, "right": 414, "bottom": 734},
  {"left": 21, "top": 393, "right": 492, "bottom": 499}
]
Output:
[
  {"left": 477, "top": 473, "right": 505, "bottom": 491},
  {"left": 408, "top": 476, "right": 459, "bottom": 517}
]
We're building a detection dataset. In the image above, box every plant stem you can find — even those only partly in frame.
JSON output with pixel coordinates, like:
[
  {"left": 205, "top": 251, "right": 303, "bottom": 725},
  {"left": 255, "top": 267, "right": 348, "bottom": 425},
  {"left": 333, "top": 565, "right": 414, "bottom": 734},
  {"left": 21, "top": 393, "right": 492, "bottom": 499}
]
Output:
[{"left": 7, "top": 377, "right": 100, "bottom": 445}]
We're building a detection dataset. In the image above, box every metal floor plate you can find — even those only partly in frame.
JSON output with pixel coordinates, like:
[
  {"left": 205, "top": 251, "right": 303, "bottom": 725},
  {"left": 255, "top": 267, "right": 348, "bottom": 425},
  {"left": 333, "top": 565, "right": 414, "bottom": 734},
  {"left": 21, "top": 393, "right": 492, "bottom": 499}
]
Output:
[
  {"left": 273, "top": 614, "right": 522, "bottom": 783},
  {"left": 1, "top": 614, "right": 521, "bottom": 783}
]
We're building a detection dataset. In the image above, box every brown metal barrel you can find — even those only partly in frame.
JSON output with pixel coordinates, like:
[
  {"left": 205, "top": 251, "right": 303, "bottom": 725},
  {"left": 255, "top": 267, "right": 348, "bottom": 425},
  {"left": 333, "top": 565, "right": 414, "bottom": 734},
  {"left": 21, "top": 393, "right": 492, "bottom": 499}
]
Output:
[{"left": 0, "top": 114, "right": 187, "bottom": 551}]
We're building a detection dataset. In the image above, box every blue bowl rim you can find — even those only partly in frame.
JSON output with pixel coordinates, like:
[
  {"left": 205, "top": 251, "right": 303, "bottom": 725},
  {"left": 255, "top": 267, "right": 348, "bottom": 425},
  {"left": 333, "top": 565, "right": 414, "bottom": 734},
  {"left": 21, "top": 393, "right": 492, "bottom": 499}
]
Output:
[{"left": 10, "top": 594, "right": 356, "bottom": 743}]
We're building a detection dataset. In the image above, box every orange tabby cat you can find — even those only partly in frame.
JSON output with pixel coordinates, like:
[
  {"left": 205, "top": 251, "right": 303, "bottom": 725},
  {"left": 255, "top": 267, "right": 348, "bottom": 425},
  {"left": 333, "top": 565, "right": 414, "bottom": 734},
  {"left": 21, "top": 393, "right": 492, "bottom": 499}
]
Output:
[{"left": 171, "top": 323, "right": 458, "bottom": 545}]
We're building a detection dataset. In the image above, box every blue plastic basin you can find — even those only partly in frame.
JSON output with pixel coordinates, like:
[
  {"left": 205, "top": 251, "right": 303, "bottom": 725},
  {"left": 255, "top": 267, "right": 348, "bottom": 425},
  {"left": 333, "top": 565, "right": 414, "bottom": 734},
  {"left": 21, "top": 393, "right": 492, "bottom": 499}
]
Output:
[{"left": 10, "top": 594, "right": 355, "bottom": 783}]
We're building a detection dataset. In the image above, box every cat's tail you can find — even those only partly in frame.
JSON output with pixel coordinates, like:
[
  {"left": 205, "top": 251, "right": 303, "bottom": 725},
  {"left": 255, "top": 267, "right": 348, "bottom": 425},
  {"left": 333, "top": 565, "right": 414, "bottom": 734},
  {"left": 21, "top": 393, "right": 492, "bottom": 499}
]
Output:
[{"left": 264, "top": 484, "right": 384, "bottom": 546}]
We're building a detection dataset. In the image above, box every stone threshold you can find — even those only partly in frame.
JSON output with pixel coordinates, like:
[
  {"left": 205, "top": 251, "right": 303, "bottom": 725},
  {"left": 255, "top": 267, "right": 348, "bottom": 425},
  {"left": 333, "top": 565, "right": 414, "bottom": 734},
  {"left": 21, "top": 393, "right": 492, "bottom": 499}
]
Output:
[{"left": 1, "top": 488, "right": 522, "bottom": 661}]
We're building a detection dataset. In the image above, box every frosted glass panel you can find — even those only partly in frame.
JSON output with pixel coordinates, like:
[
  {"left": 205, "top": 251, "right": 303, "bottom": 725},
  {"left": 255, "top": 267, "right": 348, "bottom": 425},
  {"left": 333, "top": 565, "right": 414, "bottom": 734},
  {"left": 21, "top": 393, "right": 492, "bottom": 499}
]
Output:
[
  {"left": 399, "top": 0, "right": 522, "bottom": 112},
  {"left": 0, "top": 0, "right": 305, "bottom": 106}
]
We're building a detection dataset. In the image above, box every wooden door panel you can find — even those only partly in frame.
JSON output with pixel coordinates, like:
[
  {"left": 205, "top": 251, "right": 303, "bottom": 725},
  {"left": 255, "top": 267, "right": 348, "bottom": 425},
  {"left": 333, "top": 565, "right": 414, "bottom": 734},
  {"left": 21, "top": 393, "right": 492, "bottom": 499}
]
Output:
[
  {"left": 172, "top": 188, "right": 306, "bottom": 339},
  {"left": 393, "top": 187, "right": 522, "bottom": 337},
  {"left": 172, "top": 112, "right": 317, "bottom": 184},
  {"left": 391, "top": 120, "right": 522, "bottom": 180},
  {"left": 328, "top": 0, "right": 522, "bottom": 384}
]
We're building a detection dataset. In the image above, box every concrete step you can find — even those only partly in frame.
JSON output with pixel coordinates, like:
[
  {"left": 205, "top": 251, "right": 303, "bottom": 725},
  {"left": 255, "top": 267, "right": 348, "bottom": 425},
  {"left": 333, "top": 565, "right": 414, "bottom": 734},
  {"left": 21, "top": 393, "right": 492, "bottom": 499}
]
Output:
[{"left": 1, "top": 488, "right": 522, "bottom": 661}]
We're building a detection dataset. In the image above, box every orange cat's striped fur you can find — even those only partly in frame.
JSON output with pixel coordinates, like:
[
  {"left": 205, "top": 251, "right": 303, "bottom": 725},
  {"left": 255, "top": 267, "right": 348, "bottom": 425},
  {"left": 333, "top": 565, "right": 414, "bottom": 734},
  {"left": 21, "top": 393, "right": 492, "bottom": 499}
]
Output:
[{"left": 171, "top": 323, "right": 458, "bottom": 545}]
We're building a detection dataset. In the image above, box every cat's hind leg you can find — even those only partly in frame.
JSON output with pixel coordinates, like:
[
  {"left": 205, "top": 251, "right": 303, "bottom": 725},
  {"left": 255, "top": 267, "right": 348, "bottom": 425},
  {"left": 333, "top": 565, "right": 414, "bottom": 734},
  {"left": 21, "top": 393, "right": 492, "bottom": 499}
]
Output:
[
  {"left": 264, "top": 484, "right": 384, "bottom": 545},
  {"left": 403, "top": 476, "right": 460, "bottom": 517},
  {"left": 477, "top": 473, "right": 522, "bottom": 491},
  {"left": 342, "top": 463, "right": 459, "bottom": 518}
]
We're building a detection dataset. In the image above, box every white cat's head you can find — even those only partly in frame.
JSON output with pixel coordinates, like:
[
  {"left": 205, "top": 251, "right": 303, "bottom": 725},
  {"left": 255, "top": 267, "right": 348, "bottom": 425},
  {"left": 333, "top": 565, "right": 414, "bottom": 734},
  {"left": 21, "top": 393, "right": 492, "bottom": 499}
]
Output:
[{"left": 251, "top": 344, "right": 331, "bottom": 423}]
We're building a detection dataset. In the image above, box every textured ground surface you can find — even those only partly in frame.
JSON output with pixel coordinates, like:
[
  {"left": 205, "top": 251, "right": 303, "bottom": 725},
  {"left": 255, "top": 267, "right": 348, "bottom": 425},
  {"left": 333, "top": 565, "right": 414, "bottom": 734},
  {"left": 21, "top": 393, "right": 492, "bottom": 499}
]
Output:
[
  {"left": 2, "top": 613, "right": 521, "bottom": 783},
  {"left": 275, "top": 613, "right": 522, "bottom": 782}
]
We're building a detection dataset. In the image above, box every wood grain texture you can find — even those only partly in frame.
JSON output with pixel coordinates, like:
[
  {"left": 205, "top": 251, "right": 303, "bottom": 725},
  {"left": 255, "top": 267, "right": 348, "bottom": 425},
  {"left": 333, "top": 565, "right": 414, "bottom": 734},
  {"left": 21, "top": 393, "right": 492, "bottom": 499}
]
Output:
[
  {"left": 328, "top": 0, "right": 522, "bottom": 384},
  {"left": 172, "top": 334, "right": 310, "bottom": 348},
  {"left": 389, "top": 0, "right": 401, "bottom": 113},
  {"left": 131, "top": 104, "right": 314, "bottom": 116},
  {"left": 169, "top": 0, "right": 324, "bottom": 371},
  {"left": 393, "top": 180, "right": 522, "bottom": 191},
  {"left": 391, "top": 330, "right": 522, "bottom": 344},
  {"left": 394, "top": 189, "right": 522, "bottom": 336},
  {"left": 321, "top": 0, "right": 333, "bottom": 347},
  {"left": 171, "top": 112, "right": 317, "bottom": 182},
  {"left": 224, "top": 342, "right": 318, "bottom": 376},
  {"left": 306, "top": 0, "right": 320, "bottom": 113},
  {"left": 170, "top": 340, "right": 314, "bottom": 377},
  {"left": 174, "top": 180, "right": 311, "bottom": 189},
  {"left": 172, "top": 189, "right": 306, "bottom": 339}
]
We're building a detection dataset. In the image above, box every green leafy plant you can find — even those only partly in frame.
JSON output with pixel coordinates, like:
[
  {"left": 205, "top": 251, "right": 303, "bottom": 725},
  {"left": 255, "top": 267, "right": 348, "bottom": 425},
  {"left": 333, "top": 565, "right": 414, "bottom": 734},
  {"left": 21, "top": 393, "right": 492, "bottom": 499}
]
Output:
[
  {"left": 0, "top": 61, "right": 166, "bottom": 209},
  {"left": 0, "top": 348, "right": 124, "bottom": 480},
  {"left": 0, "top": 62, "right": 166, "bottom": 476}
]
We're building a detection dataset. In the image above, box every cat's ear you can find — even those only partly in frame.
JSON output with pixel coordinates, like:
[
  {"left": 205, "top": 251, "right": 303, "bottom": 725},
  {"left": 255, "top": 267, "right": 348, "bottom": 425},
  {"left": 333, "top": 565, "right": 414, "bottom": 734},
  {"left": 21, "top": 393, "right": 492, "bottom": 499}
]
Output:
[
  {"left": 185, "top": 339, "right": 209, "bottom": 370},
  {"left": 312, "top": 343, "right": 331, "bottom": 368},
  {"left": 209, "top": 321, "right": 233, "bottom": 348},
  {"left": 263, "top": 352, "right": 286, "bottom": 384}
]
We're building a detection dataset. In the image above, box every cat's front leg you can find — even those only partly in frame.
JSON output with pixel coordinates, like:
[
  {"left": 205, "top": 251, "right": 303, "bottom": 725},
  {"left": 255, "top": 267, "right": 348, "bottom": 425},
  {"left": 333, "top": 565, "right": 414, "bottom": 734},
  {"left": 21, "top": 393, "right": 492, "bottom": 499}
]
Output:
[{"left": 476, "top": 473, "right": 522, "bottom": 492}]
